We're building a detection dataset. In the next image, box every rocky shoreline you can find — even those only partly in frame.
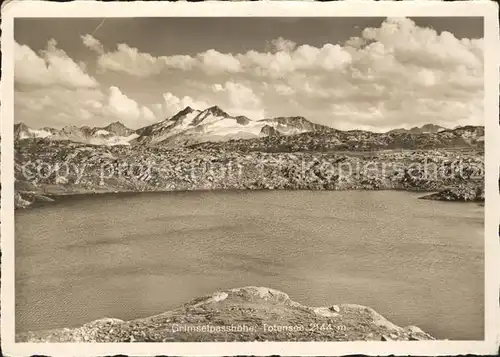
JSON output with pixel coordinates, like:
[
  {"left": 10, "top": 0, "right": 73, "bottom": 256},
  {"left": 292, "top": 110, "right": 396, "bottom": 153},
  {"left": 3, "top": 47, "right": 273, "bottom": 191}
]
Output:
[
  {"left": 14, "top": 140, "right": 484, "bottom": 208},
  {"left": 16, "top": 286, "right": 434, "bottom": 342},
  {"left": 419, "top": 184, "right": 485, "bottom": 202}
]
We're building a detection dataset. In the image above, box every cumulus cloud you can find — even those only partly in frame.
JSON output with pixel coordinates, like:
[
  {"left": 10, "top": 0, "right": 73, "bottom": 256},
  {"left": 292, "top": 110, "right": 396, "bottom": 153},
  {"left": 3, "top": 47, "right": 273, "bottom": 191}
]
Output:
[
  {"left": 269, "top": 37, "right": 297, "bottom": 53},
  {"left": 161, "top": 92, "right": 211, "bottom": 117},
  {"left": 239, "top": 43, "right": 353, "bottom": 78},
  {"left": 15, "top": 39, "right": 158, "bottom": 129},
  {"left": 15, "top": 39, "right": 98, "bottom": 88},
  {"left": 16, "top": 84, "right": 157, "bottom": 129},
  {"left": 99, "top": 43, "right": 165, "bottom": 77},
  {"left": 81, "top": 34, "right": 104, "bottom": 54},
  {"left": 82, "top": 35, "right": 195, "bottom": 77},
  {"left": 104, "top": 86, "right": 156, "bottom": 123},
  {"left": 212, "top": 81, "right": 266, "bottom": 119},
  {"left": 212, "top": 81, "right": 261, "bottom": 108},
  {"left": 16, "top": 86, "right": 104, "bottom": 127},
  {"left": 80, "top": 33, "right": 353, "bottom": 80},
  {"left": 83, "top": 36, "right": 240, "bottom": 76},
  {"left": 197, "top": 49, "right": 242, "bottom": 74},
  {"left": 360, "top": 17, "right": 482, "bottom": 70}
]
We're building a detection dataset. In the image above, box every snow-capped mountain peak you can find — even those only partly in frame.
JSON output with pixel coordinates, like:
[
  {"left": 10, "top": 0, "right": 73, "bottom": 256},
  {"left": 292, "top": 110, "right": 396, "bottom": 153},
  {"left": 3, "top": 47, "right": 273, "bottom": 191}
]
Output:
[
  {"left": 131, "top": 105, "right": 332, "bottom": 147},
  {"left": 204, "top": 105, "right": 230, "bottom": 117},
  {"left": 169, "top": 106, "right": 197, "bottom": 122}
]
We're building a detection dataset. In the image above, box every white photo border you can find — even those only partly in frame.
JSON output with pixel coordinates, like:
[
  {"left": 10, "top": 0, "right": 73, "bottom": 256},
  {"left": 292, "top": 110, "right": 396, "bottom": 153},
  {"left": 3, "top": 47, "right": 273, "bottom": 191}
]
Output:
[{"left": 1, "top": 1, "right": 499, "bottom": 356}]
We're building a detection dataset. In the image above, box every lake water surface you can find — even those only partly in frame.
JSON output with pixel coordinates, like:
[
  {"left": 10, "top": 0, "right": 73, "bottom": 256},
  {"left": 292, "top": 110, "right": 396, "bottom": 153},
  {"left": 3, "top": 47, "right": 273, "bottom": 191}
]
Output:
[{"left": 15, "top": 190, "right": 484, "bottom": 340}]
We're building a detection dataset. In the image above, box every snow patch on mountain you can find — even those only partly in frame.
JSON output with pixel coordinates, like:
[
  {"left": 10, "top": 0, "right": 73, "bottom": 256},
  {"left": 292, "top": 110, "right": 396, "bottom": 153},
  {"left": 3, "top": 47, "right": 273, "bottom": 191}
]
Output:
[
  {"left": 19, "top": 128, "right": 53, "bottom": 139},
  {"left": 14, "top": 122, "right": 137, "bottom": 146},
  {"left": 94, "top": 129, "right": 111, "bottom": 136}
]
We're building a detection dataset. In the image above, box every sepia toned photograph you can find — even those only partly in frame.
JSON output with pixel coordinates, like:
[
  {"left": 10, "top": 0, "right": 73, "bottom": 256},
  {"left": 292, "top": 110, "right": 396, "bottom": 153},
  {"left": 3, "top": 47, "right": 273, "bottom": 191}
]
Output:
[{"left": 1, "top": 1, "right": 499, "bottom": 356}]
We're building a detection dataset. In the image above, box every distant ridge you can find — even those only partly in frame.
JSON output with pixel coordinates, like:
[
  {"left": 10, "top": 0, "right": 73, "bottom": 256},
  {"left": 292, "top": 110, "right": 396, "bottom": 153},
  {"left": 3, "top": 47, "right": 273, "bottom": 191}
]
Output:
[
  {"left": 190, "top": 124, "right": 484, "bottom": 152},
  {"left": 14, "top": 107, "right": 482, "bottom": 150},
  {"left": 14, "top": 121, "right": 137, "bottom": 146},
  {"left": 388, "top": 124, "right": 446, "bottom": 134}
]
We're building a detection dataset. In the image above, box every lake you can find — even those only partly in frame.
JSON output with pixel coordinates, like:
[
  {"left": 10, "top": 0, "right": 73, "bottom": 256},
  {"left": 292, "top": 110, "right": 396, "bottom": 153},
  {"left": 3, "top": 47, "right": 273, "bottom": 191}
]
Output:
[{"left": 15, "top": 190, "right": 484, "bottom": 340}]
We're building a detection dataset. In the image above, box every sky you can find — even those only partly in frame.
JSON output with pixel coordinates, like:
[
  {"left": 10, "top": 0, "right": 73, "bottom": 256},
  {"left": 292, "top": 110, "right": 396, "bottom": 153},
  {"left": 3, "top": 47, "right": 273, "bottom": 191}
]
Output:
[{"left": 14, "top": 17, "right": 484, "bottom": 132}]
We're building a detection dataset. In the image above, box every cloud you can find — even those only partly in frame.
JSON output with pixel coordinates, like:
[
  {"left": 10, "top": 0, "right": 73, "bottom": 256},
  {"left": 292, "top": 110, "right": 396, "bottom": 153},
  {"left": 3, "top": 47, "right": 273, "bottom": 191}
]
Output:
[
  {"left": 197, "top": 49, "right": 242, "bottom": 74},
  {"left": 15, "top": 39, "right": 158, "bottom": 129},
  {"left": 15, "top": 39, "right": 98, "bottom": 88},
  {"left": 16, "top": 86, "right": 105, "bottom": 127},
  {"left": 81, "top": 34, "right": 104, "bottom": 54},
  {"left": 161, "top": 92, "right": 211, "bottom": 117},
  {"left": 16, "top": 85, "right": 158, "bottom": 129},
  {"left": 274, "top": 83, "right": 296, "bottom": 96},
  {"left": 81, "top": 34, "right": 353, "bottom": 79},
  {"left": 360, "top": 17, "right": 482, "bottom": 70},
  {"left": 104, "top": 86, "right": 156, "bottom": 123},
  {"left": 83, "top": 36, "right": 241, "bottom": 76},
  {"left": 212, "top": 81, "right": 266, "bottom": 119},
  {"left": 212, "top": 81, "right": 261, "bottom": 109},
  {"left": 269, "top": 37, "right": 297, "bottom": 53},
  {"left": 238, "top": 43, "right": 353, "bottom": 78},
  {"left": 98, "top": 43, "right": 166, "bottom": 77}
]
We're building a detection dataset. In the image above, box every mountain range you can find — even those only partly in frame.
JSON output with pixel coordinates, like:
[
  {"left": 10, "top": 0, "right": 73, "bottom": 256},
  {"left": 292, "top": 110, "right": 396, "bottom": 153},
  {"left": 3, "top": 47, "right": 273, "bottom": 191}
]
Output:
[
  {"left": 15, "top": 121, "right": 137, "bottom": 146},
  {"left": 15, "top": 105, "right": 332, "bottom": 147},
  {"left": 14, "top": 105, "right": 483, "bottom": 150}
]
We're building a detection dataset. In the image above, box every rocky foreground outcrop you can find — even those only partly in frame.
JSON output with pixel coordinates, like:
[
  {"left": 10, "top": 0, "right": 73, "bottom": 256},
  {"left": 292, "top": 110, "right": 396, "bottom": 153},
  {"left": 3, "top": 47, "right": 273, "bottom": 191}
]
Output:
[
  {"left": 420, "top": 183, "right": 485, "bottom": 202},
  {"left": 16, "top": 287, "right": 434, "bottom": 342}
]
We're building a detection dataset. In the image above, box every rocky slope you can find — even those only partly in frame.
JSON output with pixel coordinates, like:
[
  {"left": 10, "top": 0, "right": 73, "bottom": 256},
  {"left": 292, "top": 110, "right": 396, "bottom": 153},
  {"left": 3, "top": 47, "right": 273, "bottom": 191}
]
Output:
[
  {"left": 190, "top": 125, "right": 484, "bottom": 152},
  {"left": 16, "top": 286, "right": 434, "bottom": 342},
  {"left": 13, "top": 137, "right": 484, "bottom": 208}
]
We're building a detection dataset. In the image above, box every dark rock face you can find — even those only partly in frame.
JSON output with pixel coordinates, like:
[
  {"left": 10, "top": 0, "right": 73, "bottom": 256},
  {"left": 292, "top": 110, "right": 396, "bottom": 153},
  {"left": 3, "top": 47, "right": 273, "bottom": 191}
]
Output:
[
  {"left": 102, "top": 122, "right": 134, "bottom": 137},
  {"left": 190, "top": 106, "right": 232, "bottom": 126},
  {"left": 171, "top": 106, "right": 195, "bottom": 120},
  {"left": 235, "top": 115, "right": 251, "bottom": 125},
  {"left": 16, "top": 286, "right": 434, "bottom": 342},
  {"left": 205, "top": 105, "right": 230, "bottom": 118},
  {"left": 260, "top": 125, "right": 281, "bottom": 137},
  {"left": 14, "top": 123, "right": 29, "bottom": 139}
]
